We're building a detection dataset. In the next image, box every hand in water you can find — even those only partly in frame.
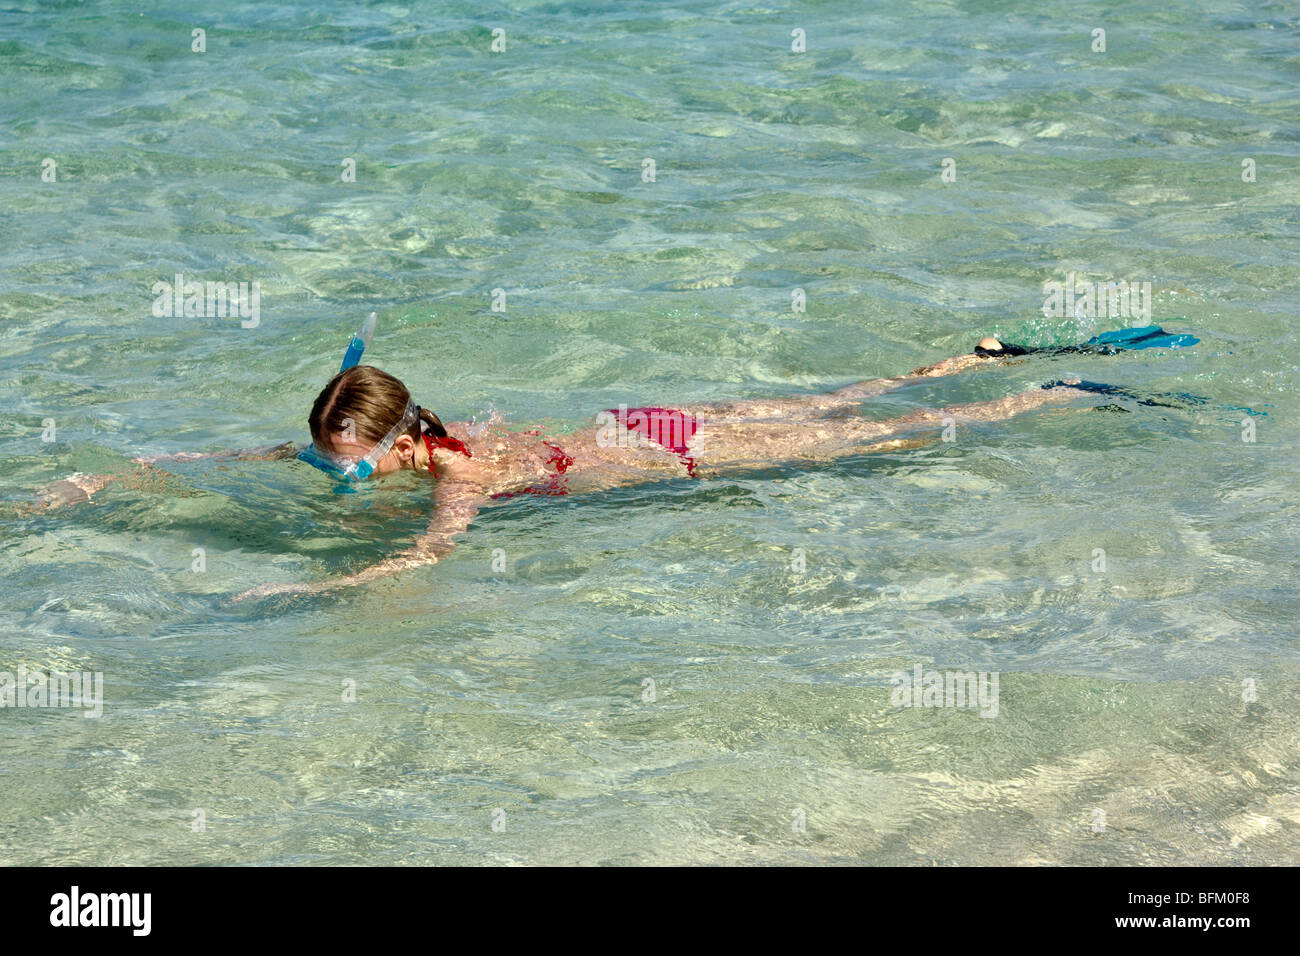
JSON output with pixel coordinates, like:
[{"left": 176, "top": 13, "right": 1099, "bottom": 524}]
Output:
[
  {"left": 36, "top": 473, "right": 112, "bottom": 510},
  {"left": 233, "top": 581, "right": 319, "bottom": 602},
  {"left": 131, "top": 453, "right": 207, "bottom": 464}
]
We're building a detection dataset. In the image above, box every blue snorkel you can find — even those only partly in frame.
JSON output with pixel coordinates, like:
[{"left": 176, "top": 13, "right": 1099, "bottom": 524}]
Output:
[
  {"left": 340, "top": 311, "right": 377, "bottom": 373},
  {"left": 298, "top": 313, "right": 408, "bottom": 484}
]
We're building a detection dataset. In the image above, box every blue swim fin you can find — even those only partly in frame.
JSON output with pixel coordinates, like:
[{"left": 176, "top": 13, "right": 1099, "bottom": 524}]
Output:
[
  {"left": 1043, "top": 379, "right": 1270, "bottom": 418},
  {"left": 1085, "top": 325, "right": 1199, "bottom": 350},
  {"left": 1042, "top": 379, "right": 1183, "bottom": 408},
  {"left": 975, "top": 324, "right": 1200, "bottom": 358}
]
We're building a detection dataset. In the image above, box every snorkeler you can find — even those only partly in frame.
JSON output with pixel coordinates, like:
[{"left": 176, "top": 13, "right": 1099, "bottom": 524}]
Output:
[{"left": 33, "top": 316, "right": 1199, "bottom": 599}]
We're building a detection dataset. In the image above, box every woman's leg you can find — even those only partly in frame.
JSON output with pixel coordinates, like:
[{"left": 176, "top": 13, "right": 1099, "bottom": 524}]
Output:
[
  {"left": 688, "top": 381, "right": 1088, "bottom": 471},
  {"left": 674, "top": 342, "right": 1006, "bottom": 423}
]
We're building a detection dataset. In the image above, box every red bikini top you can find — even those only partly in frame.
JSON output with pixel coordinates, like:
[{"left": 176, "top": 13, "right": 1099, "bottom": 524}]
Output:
[{"left": 420, "top": 429, "right": 472, "bottom": 477}]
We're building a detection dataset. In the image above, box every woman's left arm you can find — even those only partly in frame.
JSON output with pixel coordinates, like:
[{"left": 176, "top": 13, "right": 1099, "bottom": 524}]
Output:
[
  {"left": 330, "top": 480, "right": 486, "bottom": 587},
  {"left": 235, "top": 480, "right": 487, "bottom": 599}
]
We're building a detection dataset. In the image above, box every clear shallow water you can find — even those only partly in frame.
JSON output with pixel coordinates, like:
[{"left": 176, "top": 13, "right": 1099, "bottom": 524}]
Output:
[{"left": 2, "top": 1, "right": 1298, "bottom": 864}]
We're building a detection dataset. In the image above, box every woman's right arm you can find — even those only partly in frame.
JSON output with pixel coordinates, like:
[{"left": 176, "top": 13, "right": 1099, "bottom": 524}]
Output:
[
  {"left": 36, "top": 441, "right": 299, "bottom": 510},
  {"left": 131, "top": 441, "right": 299, "bottom": 465}
]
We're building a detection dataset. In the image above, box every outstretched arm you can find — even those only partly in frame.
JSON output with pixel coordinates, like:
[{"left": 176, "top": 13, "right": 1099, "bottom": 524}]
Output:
[
  {"left": 234, "top": 479, "right": 488, "bottom": 599},
  {"left": 132, "top": 441, "right": 299, "bottom": 465},
  {"left": 35, "top": 442, "right": 300, "bottom": 511}
]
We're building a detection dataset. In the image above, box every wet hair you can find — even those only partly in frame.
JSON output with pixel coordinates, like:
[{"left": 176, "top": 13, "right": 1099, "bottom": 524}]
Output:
[{"left": 308, "top": 365, "right": 448, "bottom": 452}]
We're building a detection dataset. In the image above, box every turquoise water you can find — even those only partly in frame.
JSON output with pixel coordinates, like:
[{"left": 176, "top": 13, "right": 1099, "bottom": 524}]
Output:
[{"left": 2, "top": 1, "right": 1298, "bottom": 864}]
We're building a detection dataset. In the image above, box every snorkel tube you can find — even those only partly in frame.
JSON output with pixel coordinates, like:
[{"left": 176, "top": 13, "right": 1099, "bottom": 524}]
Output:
[
  {"left": 297, "top": 312, "right": 390, "bottom": 483},
  {"left": 340, "top": 311, "right": 377, "bottom": 372}
]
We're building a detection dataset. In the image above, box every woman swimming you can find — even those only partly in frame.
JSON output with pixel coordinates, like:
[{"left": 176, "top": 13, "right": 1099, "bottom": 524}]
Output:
[{"left": 35, "top": 325, "right": 1176, "bottom": 600}]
